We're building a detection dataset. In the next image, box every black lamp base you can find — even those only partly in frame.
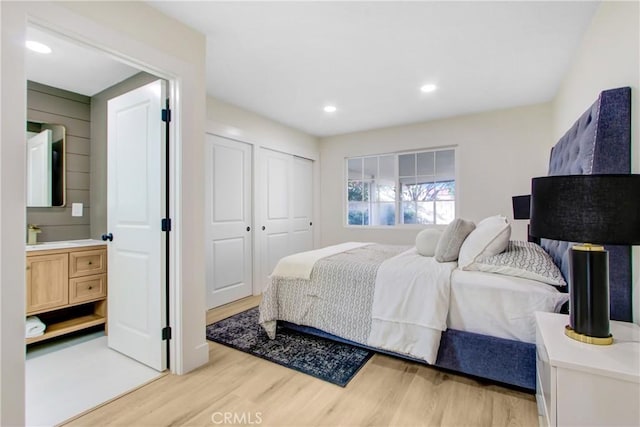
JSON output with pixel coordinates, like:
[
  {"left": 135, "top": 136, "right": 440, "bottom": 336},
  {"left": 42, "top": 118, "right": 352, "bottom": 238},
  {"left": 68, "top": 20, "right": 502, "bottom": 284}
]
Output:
[{"left": 568, "top": 245, "right": 613, "bottom": 345}]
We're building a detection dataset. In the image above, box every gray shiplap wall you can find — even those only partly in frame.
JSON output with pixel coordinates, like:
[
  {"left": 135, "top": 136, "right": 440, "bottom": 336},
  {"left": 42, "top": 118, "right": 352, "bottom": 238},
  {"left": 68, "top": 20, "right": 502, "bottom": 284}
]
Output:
[{"left": 27, "top": 81, "right": 91, "bottom": 242}]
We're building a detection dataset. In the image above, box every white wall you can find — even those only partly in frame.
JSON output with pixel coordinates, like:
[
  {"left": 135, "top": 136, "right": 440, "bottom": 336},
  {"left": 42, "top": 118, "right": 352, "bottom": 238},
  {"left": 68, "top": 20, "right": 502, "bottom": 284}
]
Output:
[
  {"left": 551, "top": 1, "right": 640, "bottom": 324},
  {"left": 207, "top": 97, "right": 319, "bottom": 160},
  {"left": 0, "top": 3, "right": 28, "bottom": 425},
  {"left": 1, "top": 2, "right": 207, "bottom": 424},
  {"left": 319, "top": 103, "right": 552, "bottom": 247}
]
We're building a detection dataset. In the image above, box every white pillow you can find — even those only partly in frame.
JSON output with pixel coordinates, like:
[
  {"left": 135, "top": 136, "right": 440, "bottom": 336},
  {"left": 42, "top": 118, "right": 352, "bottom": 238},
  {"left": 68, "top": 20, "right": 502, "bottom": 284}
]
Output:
[
  {"left": 458, "top": 215, "right": 511, "bottom": 268},
  {"left": 415, "top": 228, "right": 443, "bottom": 257}
]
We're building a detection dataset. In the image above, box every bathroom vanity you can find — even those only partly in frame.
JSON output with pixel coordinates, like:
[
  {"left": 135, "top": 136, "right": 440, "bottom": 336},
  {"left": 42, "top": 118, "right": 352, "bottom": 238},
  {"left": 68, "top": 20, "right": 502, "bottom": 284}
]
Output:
[{"left": 26, "top": 240, "right": 107, "bottom": 344}]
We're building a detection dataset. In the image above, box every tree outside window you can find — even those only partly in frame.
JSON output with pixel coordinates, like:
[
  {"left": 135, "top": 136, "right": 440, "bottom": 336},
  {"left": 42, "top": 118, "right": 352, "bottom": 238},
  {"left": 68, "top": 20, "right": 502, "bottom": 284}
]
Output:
[{"left": 346, "top": 149, "right": 455, "bottom": 226}]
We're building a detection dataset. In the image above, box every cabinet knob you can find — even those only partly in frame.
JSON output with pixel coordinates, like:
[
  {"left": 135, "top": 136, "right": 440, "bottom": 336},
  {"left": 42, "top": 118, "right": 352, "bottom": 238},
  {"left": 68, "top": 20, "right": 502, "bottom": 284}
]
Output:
[
  {"left": 88, "top": 261, "right": 92, "bottom": 265},
  {"left": 262, "top": 226, "right": 266, "bottom": 231},
  {"left": 88, "top": 286, "right": 93, "bottom": 290},
  {"left": 246, "top": 226, "right": 251, "bottom": 232}
]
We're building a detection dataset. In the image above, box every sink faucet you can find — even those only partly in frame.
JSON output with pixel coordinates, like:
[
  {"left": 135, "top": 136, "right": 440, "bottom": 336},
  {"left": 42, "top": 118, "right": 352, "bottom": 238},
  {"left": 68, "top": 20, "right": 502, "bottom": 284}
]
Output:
[{"left": 27, "top": 224, "right": 41, "bottom": 245}]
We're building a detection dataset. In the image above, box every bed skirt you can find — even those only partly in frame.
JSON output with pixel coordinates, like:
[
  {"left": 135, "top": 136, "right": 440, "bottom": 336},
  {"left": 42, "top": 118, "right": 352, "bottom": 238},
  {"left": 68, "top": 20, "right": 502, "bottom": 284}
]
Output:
[
  {"left": 435, "top": 328, "right": 535, "bottom": 390},
  {"left": 281, "top": 321, "right": 536, "bottom": 391}
]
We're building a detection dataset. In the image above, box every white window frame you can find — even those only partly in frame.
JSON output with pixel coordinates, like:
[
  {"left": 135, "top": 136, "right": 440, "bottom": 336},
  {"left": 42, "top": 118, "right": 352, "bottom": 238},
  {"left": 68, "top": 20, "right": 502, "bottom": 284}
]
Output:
[{"left": 344, "top": 147, "right": 457, "bottom": 228}]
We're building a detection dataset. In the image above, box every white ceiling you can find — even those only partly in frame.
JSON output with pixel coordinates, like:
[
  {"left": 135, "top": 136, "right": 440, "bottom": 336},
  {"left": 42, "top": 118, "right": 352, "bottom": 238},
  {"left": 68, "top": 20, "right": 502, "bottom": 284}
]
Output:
[
  {"left": 149, "top": 1, "right": 599, "bottom": 137},
  {"left": 25, "top": 2, "right": 599, "bottom": 137},
  {"left": 25, "top": 26, "right": 139, "bottom": 97}
]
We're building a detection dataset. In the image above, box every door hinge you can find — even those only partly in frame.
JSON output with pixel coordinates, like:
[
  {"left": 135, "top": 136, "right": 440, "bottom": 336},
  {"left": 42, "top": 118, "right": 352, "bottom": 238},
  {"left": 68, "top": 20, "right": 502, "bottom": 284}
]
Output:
[
  {"left": 162, "top": 108, "right": 172, "bottom": 123},
  {"left": 162, "top": 218, "right": 172, "bottom": 232},
  {"left": 162, "top": 326, "right": 172, "bottom": 341}
]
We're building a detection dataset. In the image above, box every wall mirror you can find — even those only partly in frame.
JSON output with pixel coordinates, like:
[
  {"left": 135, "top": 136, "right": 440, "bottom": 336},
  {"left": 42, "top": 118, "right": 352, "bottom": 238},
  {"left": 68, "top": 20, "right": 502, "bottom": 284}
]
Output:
[{"left": 26, "top": 121, "right": 66, "bottom": 207}]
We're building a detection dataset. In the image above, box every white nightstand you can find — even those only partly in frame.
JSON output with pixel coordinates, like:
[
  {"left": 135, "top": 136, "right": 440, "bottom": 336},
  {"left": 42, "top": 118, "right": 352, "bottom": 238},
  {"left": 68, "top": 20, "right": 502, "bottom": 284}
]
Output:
[{"left": 535, "top": 312, "right": 640, "bottom": 427}]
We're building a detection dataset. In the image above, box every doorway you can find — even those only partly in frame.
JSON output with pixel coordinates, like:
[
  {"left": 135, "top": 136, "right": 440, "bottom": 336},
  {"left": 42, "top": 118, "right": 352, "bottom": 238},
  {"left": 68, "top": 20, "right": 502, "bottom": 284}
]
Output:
[
  {"left": 24, "top": 25, "right": 169, "bottom": 426},
  {"left": 2, "top": 3, "right": 208, "bottom": 425}
]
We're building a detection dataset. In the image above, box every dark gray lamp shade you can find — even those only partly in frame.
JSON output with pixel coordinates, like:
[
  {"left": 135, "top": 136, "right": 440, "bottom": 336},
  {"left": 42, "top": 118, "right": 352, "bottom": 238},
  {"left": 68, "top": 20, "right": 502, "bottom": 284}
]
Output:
[
  {"left": 512, "top": 195, "right": 531, "bottom": 220},
  {"left": 530, "top": 174, "right": 640, "bottom": 245}
]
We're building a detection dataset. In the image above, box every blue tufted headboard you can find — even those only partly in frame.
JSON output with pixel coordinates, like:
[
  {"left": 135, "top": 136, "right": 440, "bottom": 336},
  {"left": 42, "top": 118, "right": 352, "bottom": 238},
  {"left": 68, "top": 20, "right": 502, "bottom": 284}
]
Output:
[{"left": 541, "top": 87, "right": 632, "bottom": 322}]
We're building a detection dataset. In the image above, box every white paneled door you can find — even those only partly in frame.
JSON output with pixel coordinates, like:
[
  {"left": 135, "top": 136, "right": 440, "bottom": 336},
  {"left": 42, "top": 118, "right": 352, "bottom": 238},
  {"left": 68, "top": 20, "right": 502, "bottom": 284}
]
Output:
[
  {"left": 260, "top": 148, "right": 292, "bottom": 291},
  {"left": 205, "top": 135, "right": 253, "bottom": 309},
  {"left": 259, "top": 148, "right": 313, "bottom": 291},
  {"left": 106, "top": 80, "right": 166, "bottom": 371},
  {"left": 291, "top": 156, "right": 313, "bottom": 254},
  {"left": 26, "top": 129, "right": 52, "bottom": 207}
]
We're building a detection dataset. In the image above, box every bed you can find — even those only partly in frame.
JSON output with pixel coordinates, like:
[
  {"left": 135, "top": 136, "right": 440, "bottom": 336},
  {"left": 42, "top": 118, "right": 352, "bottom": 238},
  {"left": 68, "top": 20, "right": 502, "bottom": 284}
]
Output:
[{"left": 259, "top": 87, "right": 632, "bottom": 391}]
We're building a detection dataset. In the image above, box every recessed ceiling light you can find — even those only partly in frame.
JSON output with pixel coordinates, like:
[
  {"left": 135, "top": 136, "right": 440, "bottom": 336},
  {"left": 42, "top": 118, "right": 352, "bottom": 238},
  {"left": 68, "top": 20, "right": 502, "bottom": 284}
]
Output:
[
  {"left": 26, "top": 40, "right": 52, "bottom": 54},
  {"left": 324, "top": 105, "right": 337, "bottom": 113},
  {"left": 420, "top": 84, "right": 437, "bottom": 93}
]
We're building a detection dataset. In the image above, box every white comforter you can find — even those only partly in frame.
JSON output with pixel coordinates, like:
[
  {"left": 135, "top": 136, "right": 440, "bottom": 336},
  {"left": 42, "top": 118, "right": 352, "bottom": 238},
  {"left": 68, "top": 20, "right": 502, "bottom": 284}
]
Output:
[
  {"left": 270, "top": 242, "right": 371, "bottom": 279},
  {"left": 367, "top": 247, "right": 457, "bottom": 364}
]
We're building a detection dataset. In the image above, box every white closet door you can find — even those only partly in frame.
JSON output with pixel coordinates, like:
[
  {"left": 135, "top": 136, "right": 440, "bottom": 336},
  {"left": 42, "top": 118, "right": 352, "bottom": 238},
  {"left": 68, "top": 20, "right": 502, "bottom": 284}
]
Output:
[
  {"left": 259, "top": 149, "right": 314, "bottom": 291},
  {"left": 260, "top": 148, "right": 292, "bottom": 290},
  {"left": 205, "top": 135, "right": 253, "bottom": 309},
  {"left": 290, "top": 156, "right": 313, "bottom": 254}
]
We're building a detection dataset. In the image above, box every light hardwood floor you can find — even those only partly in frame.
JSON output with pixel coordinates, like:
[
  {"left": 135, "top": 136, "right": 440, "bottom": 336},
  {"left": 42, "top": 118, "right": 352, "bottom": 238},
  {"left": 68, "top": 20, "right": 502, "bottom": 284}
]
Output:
[{"left": 66, "top": 296, "right": 538, "bottom": 427}]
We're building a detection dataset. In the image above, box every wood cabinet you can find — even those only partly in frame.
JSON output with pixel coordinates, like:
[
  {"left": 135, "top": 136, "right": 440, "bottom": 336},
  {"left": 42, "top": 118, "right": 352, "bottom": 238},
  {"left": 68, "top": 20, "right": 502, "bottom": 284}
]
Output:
[
  {"left": 26, "top": 253, "right": 69, "bottom": 313},
  {"left": 26, "top": 244, "right": 107, "bottom": 344},
  {"left": 535, "top": 312, "right": 640, "bottom": 427}
]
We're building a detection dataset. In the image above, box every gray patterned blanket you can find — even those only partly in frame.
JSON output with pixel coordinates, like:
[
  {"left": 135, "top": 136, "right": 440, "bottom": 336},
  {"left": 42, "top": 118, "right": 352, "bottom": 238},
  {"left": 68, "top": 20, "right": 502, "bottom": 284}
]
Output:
[{"left": 259, "top": 244, "right": 408, "bottom": 345}]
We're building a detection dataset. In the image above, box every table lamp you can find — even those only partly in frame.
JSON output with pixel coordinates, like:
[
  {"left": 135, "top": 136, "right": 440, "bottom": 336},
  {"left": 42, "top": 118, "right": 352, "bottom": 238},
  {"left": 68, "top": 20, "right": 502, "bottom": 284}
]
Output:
[{"left": 530, "top": 174, "right": 640, "bottom": 345}]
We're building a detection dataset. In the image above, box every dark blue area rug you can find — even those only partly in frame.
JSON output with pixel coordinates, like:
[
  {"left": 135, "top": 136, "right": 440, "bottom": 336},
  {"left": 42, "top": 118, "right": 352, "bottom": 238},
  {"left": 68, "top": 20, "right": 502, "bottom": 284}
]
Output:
[{"left": 206, "top": 307, "right": 373, "bottom": 387}]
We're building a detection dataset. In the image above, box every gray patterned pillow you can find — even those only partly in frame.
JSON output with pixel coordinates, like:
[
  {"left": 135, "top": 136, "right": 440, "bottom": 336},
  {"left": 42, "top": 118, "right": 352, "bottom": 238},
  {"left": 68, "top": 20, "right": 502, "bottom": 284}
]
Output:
[
  {"left": 469, "top": 240, "right": 567, "bottom": 287},
  {"left": 435, "top": 218, "right": 476, "bottom": 262}
]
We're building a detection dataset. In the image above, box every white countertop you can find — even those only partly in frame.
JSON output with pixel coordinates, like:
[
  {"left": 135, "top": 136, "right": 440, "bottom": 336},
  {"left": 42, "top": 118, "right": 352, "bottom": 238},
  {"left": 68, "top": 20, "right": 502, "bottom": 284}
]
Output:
[
  {"left": 26, "top": 239, "right": 107, "bottom": 252},
  {"left": 536, "top": 311, "right": 640, "bottom": 383}
]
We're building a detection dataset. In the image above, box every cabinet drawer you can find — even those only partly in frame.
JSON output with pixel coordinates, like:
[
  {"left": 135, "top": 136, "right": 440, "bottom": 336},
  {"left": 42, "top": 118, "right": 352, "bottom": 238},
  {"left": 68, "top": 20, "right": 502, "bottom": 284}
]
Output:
[
  {"left": 69, "top": 249, "right": 106, "bottom": 278},
  {"left": 557, "top": 369, "right": 640, "bottom": 426},
  {"left": 69, "top": 274, "right": 107, "bottom": 304}
]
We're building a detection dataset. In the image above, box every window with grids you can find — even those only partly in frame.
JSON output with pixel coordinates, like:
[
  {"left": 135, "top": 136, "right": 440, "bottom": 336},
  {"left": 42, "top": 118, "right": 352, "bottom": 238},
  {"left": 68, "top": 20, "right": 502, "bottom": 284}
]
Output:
[{"left": 346, "top": 148, "right": 455, "bottom": 226}]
